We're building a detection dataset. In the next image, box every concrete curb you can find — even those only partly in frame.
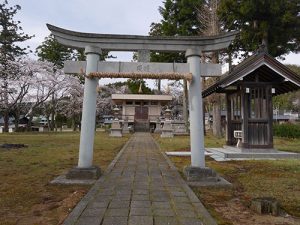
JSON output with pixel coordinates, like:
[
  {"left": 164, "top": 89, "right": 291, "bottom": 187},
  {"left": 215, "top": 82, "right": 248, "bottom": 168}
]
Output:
[
  {"left": 151, "top": 136, "right": 218, "bottom": 225},
  {"left": 63, "top": 136, "right": 133, "bottom": 225}
]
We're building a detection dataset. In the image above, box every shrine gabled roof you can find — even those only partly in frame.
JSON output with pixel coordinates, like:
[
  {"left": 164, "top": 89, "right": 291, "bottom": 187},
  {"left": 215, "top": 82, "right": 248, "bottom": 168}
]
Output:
[{"left": 202, "top": 52, "right": 300, "bottom": 97}]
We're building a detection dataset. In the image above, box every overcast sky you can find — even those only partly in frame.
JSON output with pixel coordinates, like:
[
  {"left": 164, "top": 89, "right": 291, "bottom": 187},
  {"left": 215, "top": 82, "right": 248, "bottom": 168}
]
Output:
[{"left": 9, "top": 0, "right": 300, "bottom": 68}]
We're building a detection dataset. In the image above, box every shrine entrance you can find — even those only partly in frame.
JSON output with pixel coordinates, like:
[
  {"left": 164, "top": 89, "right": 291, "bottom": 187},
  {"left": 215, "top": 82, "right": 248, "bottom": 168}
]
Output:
[
  {"left": 47, "top": 23, "right": 237, "bottom": 180},
  {"left": 134, "top": 106, "right": 149, "bottom": 132},
  {"left": 135, "top": 106, "right": 148, "bottom": 120}
]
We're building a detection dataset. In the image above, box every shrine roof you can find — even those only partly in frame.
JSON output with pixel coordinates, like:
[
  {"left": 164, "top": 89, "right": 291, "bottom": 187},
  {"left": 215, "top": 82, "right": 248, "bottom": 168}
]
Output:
[{"left": 202, "top": 52, "right": 300, "bottom": 97}]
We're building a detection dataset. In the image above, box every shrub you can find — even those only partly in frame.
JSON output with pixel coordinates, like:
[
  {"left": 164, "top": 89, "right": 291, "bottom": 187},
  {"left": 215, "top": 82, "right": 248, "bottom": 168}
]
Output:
[{"left": 273, "top": 123, "right": 300, "bottom": 138}]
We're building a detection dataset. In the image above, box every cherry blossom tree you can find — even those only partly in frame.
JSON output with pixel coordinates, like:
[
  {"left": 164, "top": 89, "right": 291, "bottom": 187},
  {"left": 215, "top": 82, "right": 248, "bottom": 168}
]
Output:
[{"left": 58, "top": 76, "right": 84, "bottom": 131}]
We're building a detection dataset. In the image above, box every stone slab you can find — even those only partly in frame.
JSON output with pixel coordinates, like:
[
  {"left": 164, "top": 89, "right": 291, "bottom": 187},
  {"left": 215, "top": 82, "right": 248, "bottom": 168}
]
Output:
[
  {"left": 187, "top": 176, "right": 232, "bottom": 188},
  {"left": 66, "top": 166, "right": 101, "bottom": 180},
  {"left": 50, "top": 174, "right": 96, "bottom": 185},
  {"left": 207, "top": 147, "right": 300, "bottom": 161},
  {"left": 166, "top": 151, "right": 213, "bottom": 156},
  {"left": 183, "top": 166, "right": 219, "bottom": 182}
]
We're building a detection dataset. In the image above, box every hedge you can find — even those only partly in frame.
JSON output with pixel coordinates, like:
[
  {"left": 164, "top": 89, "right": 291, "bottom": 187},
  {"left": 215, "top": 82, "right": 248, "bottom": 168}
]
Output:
[{"left": 273, "top": 123, "right": 300, "bottom": 138}]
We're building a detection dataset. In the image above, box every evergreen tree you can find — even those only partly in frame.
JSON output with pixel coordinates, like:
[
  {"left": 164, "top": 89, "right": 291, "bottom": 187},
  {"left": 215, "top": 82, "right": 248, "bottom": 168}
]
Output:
[
  {"left": 127, "top": 79, "right": 153, "bottom": 94},
  {"left": 0, "top": 0, "right": 33, "bottom": 132},
  {"left": 150, "top": 0, "right": 207, "bottom": 132},
  {"left": 150, "top": 0, "right": 204, "bottom": 63},
  {"left": 218, "top": 0, "right": 300, "bottom": 58},
  {"left": 36, "top": 34, "right": 76, "bottom": 69}
]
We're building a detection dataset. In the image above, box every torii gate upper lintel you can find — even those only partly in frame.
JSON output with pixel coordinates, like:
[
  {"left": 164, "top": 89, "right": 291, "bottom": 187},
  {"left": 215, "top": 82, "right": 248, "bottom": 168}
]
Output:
[{"left": 47, "top": 24, "right": 237, "bottom": 180}]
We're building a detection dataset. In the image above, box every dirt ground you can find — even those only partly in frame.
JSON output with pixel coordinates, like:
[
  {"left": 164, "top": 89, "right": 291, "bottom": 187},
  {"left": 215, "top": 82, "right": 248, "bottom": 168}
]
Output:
[
  {"left": 9, "top": 186, "right": 300, "bottom": 225},
  {"left": 8, "top": 189, "right": 87, "bottom": 225},
  {"left": 209, "top": 197, "right": 300, "bottom": 225}
]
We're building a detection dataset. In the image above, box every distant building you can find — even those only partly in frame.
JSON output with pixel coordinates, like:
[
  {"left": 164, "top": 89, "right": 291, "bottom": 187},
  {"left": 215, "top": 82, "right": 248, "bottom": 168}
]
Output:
[{"left": 111, "top": 94, "right": 172, "bottom": 131}]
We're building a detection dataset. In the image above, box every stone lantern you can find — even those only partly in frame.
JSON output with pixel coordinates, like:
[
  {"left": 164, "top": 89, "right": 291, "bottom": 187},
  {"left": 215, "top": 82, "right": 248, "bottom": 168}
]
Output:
[
  {"left": 161, "top": 107, "right": 174, "bottom": 138},
  {"left": 164, "top": 108, "right": 172, "bottom": 120},
  {"left": 110, "top": 106, "right": 122, "bottom": 137},
  {"left": 113, "top": 106, "right": 120, "bottom": 120}
]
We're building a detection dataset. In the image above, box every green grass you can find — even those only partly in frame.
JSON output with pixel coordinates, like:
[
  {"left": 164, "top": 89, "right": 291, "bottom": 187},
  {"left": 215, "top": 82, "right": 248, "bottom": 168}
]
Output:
[
  {"left": 274, "top": 136, "right": 300, "bottom": 153},
  {"left": 0, "top": 132, "right": 129, "bottom": 225},
  {"left": 156, "top": 134, "right": 300, "bottom": 224},
  {"left": 153, "top": 133, "right": 224, "bottom": 151}
]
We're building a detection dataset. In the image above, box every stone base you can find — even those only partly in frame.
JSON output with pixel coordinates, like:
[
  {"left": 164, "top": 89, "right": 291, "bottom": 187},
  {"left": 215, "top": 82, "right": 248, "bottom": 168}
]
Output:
[
  {"left": 184, "top": 166, "right": 219, "bottom": 182},
  {"left": 161, "top": 130, "right": 174, "bottom": 138},
  {"left": 66, "top": 166, "right": 101, "bottom": 180},
  {"left": 154, "top": 128, "right": 161, "bottom": 133},
  {"left": 50, "top": 174, "right": 96, "bottom": 185},
  {"left": 110, "top": 128, "right": 122, "bottom": 137},
  {"left": 183, "top": 166, "right": 232, "bottom": 187},
  {"left": 122, "top": 128, "right": 130, "bottom": 134}
]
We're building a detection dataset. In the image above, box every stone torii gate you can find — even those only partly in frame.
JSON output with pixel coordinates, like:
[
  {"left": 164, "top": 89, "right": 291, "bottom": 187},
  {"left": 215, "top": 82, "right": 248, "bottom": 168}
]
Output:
[{"left": 47, "top": 24, "right": 237, "bottom": 181}]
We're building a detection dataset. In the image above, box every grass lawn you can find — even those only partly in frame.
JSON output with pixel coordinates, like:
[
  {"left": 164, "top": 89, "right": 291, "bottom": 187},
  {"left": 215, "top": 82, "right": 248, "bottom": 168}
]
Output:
[
  {"left": 0, "top": 132, "right": 129, "bottom": 225},
  {"left": 155, "top": 134, "right": 300, "bottom": 225}
]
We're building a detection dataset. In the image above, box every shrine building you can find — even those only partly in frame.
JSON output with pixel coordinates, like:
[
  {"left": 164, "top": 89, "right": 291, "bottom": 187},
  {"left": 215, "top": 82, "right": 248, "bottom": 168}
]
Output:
[
  {"left": 111, "top": 94, "right": 172, "bottom": 131},
  {"left": 203, "top": 52, "right": 300, "bottom": 149}
]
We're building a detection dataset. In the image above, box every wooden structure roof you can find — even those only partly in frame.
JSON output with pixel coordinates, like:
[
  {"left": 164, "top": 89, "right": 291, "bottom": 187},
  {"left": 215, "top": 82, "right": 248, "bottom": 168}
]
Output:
[{"left": 202, "top": 52, "right": 300, "bottom": 97}]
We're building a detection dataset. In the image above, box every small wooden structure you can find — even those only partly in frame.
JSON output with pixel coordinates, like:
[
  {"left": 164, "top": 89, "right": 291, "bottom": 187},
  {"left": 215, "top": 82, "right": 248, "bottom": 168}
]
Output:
[{"left": 203, "top": 52, "right": 300, "bottom": 149}]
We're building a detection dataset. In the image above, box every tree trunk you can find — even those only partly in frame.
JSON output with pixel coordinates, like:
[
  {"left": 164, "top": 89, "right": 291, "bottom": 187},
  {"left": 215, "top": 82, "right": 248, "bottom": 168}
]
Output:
[
  {"left": 262, "top": 32, "right": 268, "bottom": 53},
  {"left": 211, "top": 52, "right": 222, "bottom": 138},
  {"left": 72, "top": 114, "right": 77, "bottom": 131},
  {"left": 51, "top": 111, "right": 55, "bottom": 131},
  {"left": 3, "top": 112, "right": 9, "bottom": 132},
  {"left": 228, "top": 51, "right": 232, "bottom": 71},
  {"left": 13, "top": 110, "right": 20, "bottom": 132},
  {"left": 46, "top": 116, "right": 51, "bottom": 130},
  {"left": 212, "top": 95, "right": 222, "bottom": 138},
  {"left": 182, "top": 79, "right": 189, "bottom": 131},
  {"left": 3, "top": 80, "right": 9, "bottom": 132},
  {"left": 27, "top": 115, "right": 33, "bottom": 131},
  {"left": 157, "top": 79, "right": 161, "bottom": 93}
]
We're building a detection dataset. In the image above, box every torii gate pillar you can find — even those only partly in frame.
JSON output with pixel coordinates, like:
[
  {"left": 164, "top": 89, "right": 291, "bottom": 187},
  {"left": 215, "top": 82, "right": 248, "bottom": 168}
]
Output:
[
  {"left": 186, "top": 49, "right": 205, "bottom": 168},
  {"left": 184, "top": 49, "right": 219, "bottom": 182},
  {"left": 66, "top": 46, "right": 101, "bottom": 180}
]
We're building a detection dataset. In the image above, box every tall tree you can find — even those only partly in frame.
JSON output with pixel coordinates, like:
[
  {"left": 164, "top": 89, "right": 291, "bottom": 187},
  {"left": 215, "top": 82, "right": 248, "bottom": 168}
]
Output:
[
  {"left": 218, "top": 0, "right": 300, "bottom": 58},
  {"left": 150, "top": 0, "right": 204, "bottom": 129},
  {"left": 150, "top": 0, "right": 203, "bottom": 63},
  {"left": 0, "top": 0, "right": 33, "bottom": 132},
  {"left": 36, "top": 34, "right": 76, "bottom": 69},
  {"left": 197, "top": 0, "right": 223, "bottom": 137}
]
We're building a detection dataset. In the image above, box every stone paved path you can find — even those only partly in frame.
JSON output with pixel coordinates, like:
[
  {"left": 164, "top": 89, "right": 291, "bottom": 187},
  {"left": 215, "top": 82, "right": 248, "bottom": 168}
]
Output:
[{"left": 64, "top": 133, "right": 216, "bottom": 225}]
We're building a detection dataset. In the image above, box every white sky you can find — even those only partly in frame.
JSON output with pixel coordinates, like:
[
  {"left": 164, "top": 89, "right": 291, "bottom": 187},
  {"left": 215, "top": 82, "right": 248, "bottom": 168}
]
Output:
[{"left": 9, "top": 0, "right": 300, "bottom": 87}]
